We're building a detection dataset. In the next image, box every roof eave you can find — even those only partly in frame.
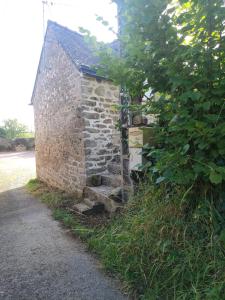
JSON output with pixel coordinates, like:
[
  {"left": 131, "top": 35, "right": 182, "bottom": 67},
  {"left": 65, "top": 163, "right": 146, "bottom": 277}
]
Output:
[{"left": 79, "top": 65, "right": 111, "bottom": 81}]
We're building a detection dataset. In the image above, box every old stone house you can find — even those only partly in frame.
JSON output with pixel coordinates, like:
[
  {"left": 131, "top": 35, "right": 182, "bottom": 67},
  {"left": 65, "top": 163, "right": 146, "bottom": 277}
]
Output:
[{"left": 31, "top": 21, "right": 123, "bottom": 212}]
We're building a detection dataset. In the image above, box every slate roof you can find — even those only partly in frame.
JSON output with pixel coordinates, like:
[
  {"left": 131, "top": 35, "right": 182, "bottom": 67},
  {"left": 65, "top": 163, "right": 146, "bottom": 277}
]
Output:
[
  {"left": 48, "top": 20, "right": 119, "bottom": 76},
  {"left": 31, "top": 21, "right": 119, "bottom": 104},
  {"left": 48, "top": 21, "right": 99, "bottom": 68}
]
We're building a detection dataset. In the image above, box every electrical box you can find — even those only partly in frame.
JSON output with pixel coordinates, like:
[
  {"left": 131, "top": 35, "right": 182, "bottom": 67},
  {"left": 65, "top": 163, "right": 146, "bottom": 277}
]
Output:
[
  {"left": 129, "top": 127, "right": 155, "bottom": 171},
  {"left": 129, "top": 148, "right": 143, "bottom": 170}
]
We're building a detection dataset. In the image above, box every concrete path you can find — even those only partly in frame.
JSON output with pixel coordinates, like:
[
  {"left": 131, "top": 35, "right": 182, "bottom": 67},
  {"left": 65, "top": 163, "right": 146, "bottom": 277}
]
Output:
[
  {"left": 0, "top": 151, "right": 36, "bottom": 193},
  {"left": 0, "top": 152, "right": 127, "bottom": 300}
]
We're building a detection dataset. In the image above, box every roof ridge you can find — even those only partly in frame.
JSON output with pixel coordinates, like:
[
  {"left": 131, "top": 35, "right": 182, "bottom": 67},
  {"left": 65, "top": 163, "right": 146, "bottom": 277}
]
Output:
[
  {"left": 47, "top": 20, "right": 84, "bottom": 38},
  {"left": 46, "top": 19, "right": 101, "bottom": 72},
  {"left": 30, "top": 20, "right": 113, "bottom": 104}
]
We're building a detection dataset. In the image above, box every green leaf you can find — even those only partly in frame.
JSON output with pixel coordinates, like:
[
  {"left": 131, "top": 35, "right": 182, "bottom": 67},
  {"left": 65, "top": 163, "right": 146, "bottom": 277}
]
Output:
[
  {"left": 209, "top": 171, "right": 222, "bottom": 185},
  {"left": 91, "top": 0, "right": 225, "bottom": 195},
  {"left": 202, "top": 101, "right": 211, "bottom": 111},
  {"left": 156, "top": 176, "right": 165, "bottom": 184},
  {"left": 219, "top": 229, "right": 225, "bottom": 244},
  {"left": 182, "top": 144, "right": 190, "bottom": 154}
]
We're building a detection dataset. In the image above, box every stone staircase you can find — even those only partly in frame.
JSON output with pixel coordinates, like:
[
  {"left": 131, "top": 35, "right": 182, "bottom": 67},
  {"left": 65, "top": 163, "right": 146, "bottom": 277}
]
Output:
[{"left": 73, "top": 162, "right": 123, "bottom": 215}]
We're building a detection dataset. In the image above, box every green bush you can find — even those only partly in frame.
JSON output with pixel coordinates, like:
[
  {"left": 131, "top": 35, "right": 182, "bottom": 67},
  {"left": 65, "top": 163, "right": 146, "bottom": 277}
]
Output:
[
  {"left": 91, "top": 0, "right": 225, "bottom": 205},
  {"left": 90, "top": 2, "right": 225, "bottom": 296},
  {"left": 88, "top": 184, "right": 225, "bottom": 299}
]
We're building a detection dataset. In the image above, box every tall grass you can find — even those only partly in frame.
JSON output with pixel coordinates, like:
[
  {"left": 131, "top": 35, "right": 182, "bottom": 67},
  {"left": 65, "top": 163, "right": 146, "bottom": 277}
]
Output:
[
  {"left": 88, "top": 184, "right": 225, "bottom": 299},
  {"left": 27, "top": 179, "right": 225, "bottom": 299}
]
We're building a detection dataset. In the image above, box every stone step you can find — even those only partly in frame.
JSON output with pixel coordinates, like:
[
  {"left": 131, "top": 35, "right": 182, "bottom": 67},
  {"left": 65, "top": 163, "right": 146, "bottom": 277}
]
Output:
[
  {"left": 72, "top": 203, "right": 94, "bottom": 215},
  {"left": 83, "top": 198, "right": 105, "bottom": 212},
  {"left": 107, "top": 162, "right": 121, "bottom": 175},
  {"left": 73, "top": 199, "right": 105, "bottom": 215},
  {"left": 83, "top": 198, "right": 95, "bottom": 207},
  {"left": 101, "top": 173, "right": 122, "bottom": 188},
  {"left": 84, "top": 185, "right": 123, "bottom": 213}
]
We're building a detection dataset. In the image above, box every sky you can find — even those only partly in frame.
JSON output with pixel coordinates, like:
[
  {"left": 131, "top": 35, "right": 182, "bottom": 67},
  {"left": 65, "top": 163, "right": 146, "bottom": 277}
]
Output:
[{"left": 0, "top": 0, "right": 118, "bottom": 131}]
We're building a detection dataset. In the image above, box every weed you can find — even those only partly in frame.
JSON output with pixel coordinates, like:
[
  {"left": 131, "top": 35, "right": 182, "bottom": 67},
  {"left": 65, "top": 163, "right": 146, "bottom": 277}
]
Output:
[
  {"left": 27, "top": 179, "right": 225, "bottom": 299},
  {"left": 27, "top": 179, "right": 74, "bottom": 208},
  {"left": 26, "top": 178, "right": 42, "bottom": 192}
]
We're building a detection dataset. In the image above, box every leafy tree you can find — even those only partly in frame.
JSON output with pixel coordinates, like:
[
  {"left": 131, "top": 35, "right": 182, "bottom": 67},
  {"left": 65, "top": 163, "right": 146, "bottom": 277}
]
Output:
[
  {"left": 81, "top": 2, "right": 225, "bottom": 298},
  {"left": 90, "top": 0, "right": 225, "bottom": 209},
  {"left": 0, "top": 127, "right": 6, "bottom": 138},
  {"left": 1, "top": 119, "right": 28, "bottom": 139}
]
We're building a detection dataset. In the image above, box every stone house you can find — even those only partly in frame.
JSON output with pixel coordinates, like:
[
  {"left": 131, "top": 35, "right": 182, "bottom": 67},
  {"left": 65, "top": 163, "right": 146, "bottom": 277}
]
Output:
[{"left": 31, "top": 21, "right": 122, "bottom": 212}]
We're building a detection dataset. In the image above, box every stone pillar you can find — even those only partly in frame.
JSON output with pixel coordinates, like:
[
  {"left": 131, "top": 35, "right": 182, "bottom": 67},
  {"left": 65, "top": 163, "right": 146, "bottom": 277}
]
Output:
[{"left": 115, "top": 0, "right": 132, "bottom": 199}]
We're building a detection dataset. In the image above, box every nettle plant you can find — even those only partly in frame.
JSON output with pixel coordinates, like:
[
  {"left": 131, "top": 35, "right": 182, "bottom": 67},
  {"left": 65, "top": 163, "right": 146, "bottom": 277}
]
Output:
[{"left": 91, "top": 0, "right": 225, "bottom": 202}]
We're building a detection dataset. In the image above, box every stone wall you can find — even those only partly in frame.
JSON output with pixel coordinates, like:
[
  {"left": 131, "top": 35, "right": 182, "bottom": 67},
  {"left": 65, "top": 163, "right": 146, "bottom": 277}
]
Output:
[
  {"left": 13, "top": 138, "right": 35, "bottom": 151},
  {"left": 0, "top": 138, "right": 13, "bottom": 152},
  {"left": 81, "top": 75, "right": 120, "bottom": 175},
  {"left": 32, "top": 28, "right": 120, "bottom": 197},
  {"left": 0, "top": 137, "right": 35, "bottom": 152},
  {"left": 33, "top": 28, "right": 86, "bottom": 197}
]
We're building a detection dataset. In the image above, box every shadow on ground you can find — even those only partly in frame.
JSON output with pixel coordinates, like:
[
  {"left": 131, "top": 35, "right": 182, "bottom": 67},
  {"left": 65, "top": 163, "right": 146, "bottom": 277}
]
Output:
[
  {"left": 0, "top": 186, "right": 127, "bottom": 299},
  {"left": 0, "top": 149, "right": 127, "bottom": 300}
]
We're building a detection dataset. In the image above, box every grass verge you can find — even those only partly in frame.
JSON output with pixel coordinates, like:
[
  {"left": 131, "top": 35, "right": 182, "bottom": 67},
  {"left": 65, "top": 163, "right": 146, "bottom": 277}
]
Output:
[
  {"left": 26, "top": 179, "right": 109, "bottom": 239},
  {"left": 27, "top": 179, "right": 225, "bottom": 299}
]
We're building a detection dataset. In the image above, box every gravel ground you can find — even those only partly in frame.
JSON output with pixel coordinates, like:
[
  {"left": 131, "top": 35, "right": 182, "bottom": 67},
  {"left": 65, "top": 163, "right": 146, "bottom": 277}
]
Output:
[{"left": 0, "top": 152, "right": 127, "bottom": 300}]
